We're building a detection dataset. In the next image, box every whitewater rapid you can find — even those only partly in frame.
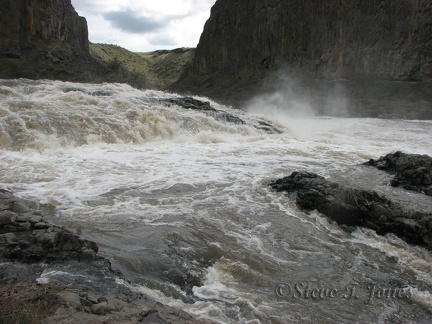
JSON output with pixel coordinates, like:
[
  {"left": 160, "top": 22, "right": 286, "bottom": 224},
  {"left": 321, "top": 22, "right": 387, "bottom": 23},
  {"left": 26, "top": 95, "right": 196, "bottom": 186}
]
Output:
[{"left": 1, "top": 79, "right": 432, "bottom": 323}]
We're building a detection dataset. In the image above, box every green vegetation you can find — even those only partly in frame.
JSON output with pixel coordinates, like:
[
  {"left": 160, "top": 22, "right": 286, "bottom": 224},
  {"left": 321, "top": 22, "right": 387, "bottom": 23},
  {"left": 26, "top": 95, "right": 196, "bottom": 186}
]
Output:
[
  {"left": 90, "top": 43, "right": 194, "bottom": 89},
  {"left": 0, "top": 43, "right": 192, "bottom": 91}
]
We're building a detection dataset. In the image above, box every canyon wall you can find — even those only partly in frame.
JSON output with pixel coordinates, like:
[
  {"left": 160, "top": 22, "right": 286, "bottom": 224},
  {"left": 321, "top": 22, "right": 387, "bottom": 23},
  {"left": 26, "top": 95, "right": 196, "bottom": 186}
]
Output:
[
  {"left": 174, "top": 0, "right": 432, "bottom": 117},
  {"left": 0, "top": 0, "right": 89, "bottom": 54},
  {"left": 194, "top": 0, "right": 432, "bottom": 81},
  {"left": 0, "top": 0, "right": 147, "bottom": 88}
]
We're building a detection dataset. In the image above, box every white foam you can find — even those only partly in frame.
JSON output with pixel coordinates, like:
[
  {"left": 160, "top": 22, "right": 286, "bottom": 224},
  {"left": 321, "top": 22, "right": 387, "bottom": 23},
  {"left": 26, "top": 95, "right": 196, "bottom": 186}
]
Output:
[
  {"left": 2, "top": 79, "right": 432, "bottom": 323},
  {"left": 350, "top": 228, "right": 432, "bottom": 284},
  {"left": 36, "top": 270, "right": 89, "bottom": 284}
]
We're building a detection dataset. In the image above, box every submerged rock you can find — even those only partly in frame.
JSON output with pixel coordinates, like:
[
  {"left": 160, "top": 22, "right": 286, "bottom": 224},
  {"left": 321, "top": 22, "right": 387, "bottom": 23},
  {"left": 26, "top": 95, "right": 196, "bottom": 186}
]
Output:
[
  {"left": 364, "top": 151, "right": 432, "bottom": 196},
  {"left": 269, "top": 171, "right": 432, "bottom": 250}
]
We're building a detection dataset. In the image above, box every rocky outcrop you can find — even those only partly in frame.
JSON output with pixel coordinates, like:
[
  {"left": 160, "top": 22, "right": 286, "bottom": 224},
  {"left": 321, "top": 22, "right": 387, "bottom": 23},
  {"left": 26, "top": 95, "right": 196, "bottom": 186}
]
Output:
[
  {"left": 174, "top": 0, "right": 432, "bottom": 117},
  {"left": 269, "top": 171, "right": 432, "bottom": 250},
  {"left": 364, "top": 151, "right": 432, "bottom": 196},
  {"left": 0, "top": 0, "right": 89, "bottom": 55},
  {"left": 0, "top": 189, "right": 98, "bottom": 262},
  {"left": 0, "top": 189, "right": 213, "bottom": 323}
]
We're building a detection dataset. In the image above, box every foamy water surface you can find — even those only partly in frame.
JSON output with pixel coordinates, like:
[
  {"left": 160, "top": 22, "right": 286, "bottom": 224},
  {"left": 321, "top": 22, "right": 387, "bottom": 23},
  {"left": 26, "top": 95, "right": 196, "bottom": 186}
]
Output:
[{"left": 1, "top": 79, "right": 432, "bottom": 323}]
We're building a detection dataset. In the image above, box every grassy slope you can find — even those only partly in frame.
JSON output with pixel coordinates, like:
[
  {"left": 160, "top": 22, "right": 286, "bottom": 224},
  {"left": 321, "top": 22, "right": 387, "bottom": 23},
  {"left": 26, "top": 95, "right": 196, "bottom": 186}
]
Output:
[{"left": 90, "top": 43, "right": 194, "bottom": 90}]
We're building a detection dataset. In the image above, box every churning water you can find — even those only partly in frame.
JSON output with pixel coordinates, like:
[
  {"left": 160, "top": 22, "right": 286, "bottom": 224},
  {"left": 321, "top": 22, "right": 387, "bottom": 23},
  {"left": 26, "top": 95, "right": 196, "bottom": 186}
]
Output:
[{"left": 1, "top": 79, "right": 432, "bottom": 323}]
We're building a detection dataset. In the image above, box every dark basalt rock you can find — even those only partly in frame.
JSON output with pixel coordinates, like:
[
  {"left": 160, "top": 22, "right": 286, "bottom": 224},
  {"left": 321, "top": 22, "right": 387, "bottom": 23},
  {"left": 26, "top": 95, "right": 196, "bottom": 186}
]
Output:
[
  {"left": 364, "top": 151, "right": 432, "bottom": 196},
  {"left": 192, "top": 0, "right": 432, "bottom": 82},
  {"left": 0, "top": 189, "right": 98, "bottom": 263},
  {"left": 0, "top": 188, "right": 212, "bottom": 323},
  {"left": 256, "top": 121, "right": 283, "bottom": 134},
  {"left": 0, "top": 0, "right": 89, "bottom": 55},
  {"left": 161, "top": 97, "right": 215, "bottom": 111},
  {"left": 213, "top": 110, "right": 246, "bottom": 125},
  {"left": 269, "top": 171, "right": 432, "bottom": 250},
  {"left": 160, "top": 96, "right": 285, "bottom": 134},
  {"left": 173, "top": 0, "right": 432, "bottom": 118},
  {"left": 161, "top": 96, "right": 247, "bottom": 125}
]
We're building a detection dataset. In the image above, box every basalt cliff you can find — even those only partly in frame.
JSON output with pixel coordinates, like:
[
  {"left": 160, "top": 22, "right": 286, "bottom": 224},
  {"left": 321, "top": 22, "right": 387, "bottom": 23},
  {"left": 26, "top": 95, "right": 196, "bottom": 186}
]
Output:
[
  {"left": 174, "top": 0, "right": 432, "bottom": 118},
  {"left": 0, "top": 0, "right": 93, "bottom": 78},
  {"left": 0, "top": 0, "right": 88, "bottom": 54},
  {"left": 0, "top": 0, "right": 145, "bottom": 87}
]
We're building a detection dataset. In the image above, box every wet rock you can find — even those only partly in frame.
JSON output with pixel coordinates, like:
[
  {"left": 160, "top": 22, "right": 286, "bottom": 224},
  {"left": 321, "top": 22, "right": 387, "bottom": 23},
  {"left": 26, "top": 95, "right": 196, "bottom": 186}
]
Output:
[
  {"left": 161, "top": 97, "right": 215, "bottom": 111},
  {"left": 364, "top": 151, "right": 432, "bottom": 195},
  {"left": 160, "top": 96, "right": 247, "bottom": 126},
  {"left": 0, "top": 189, "right": 212, "bottom": 324},
  {"left": 79, "top": 248, "right": 98, "bottom": 261},
  {"left": 17, "top": 221, "right": 32, "bottom": 230},
  {"left": 34, "top": 222, "right": 49, "bottom": 229},
  {"left": 0, "top": 200, "right": 12, "bottom": 211},
  {"left": 160, "top": 96, "right": 285, "bottom": 134},
  {"left": 90, "top": 302, "right": 114, "bottom": 315},
  {"left": 255, "top": 120, "right": 283, "bottom": 134},
  {"left": 142, "top": 311, "right": 165, "bottom": 323},
  {"left": 0, "top": 232, "right": 18, "bottom": 245},
  {"left": 0, "top": 190, "right": 98, "bottom": 262},
  {"left": 16, "top": 214, "right": 43, "bottom": 223},
  {"left": 0, "top": 211, "right": 16, "bottom": 224},
  {"left": 36, "top": 231, "right": 60, "bottom": 247},
  {"left": 270, "top": 171, "right": 432, "bottom": 250},
  {"left": 213, "top": 110, "right": 246, "bottom": 125},
  {"left": 0, "top": 189, "right": 15, "bottom": 199},
  {"left": 11, "top": 201, "right": 30, "bottom": 213}
]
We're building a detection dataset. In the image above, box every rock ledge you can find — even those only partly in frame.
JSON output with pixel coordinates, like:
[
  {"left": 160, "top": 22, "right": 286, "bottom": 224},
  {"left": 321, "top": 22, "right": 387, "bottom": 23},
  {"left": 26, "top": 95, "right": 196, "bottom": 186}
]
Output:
[
  {"left": 270, "top": 171, "right": 432, "bottom": 250},
  {"left": 0, "top": 189, "right": 213, "bottom": 323}
]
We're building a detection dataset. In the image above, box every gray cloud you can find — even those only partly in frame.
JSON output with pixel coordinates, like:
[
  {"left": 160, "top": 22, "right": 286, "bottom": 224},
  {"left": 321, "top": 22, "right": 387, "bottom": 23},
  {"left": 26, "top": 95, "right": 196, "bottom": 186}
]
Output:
[
  {"left": 72, "top": 0, "right": 106, "bottom": 14},
  {"left": 191, "top": 0, "right": 217, "bottom": 11},
  {"left": 104, "top": 10, "right": 170, "bottom": 34}
]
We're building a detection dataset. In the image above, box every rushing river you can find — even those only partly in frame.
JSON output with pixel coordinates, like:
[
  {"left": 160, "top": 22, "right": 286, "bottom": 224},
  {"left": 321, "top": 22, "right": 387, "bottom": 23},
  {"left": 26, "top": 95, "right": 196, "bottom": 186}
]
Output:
[{"left": 1, "top": 79, "right": 432, "bottom": 323}]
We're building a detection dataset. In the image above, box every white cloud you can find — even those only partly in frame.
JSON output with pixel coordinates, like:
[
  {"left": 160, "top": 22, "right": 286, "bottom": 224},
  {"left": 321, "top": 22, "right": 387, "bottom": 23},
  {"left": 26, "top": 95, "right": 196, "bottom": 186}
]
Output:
[{"left": 71, "top": 0, "right": 216, "bottom": 52}]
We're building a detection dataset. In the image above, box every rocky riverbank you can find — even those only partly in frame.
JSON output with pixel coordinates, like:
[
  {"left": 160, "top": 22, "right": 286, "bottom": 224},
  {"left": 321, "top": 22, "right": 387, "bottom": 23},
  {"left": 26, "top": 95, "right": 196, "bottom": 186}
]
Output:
[
  {"left": 0, "top": 189, "right": 213, "bottom": 323},
  {"left": 269, "top": 152, "right": 432, "bottom": 251}
]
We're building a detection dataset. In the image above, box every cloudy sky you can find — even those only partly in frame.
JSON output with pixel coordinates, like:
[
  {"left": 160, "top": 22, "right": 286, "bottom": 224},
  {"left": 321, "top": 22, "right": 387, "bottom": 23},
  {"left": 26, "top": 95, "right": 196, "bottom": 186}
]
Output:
[{"left": 71, "top": 0, "right": 216, "bottom": 52}]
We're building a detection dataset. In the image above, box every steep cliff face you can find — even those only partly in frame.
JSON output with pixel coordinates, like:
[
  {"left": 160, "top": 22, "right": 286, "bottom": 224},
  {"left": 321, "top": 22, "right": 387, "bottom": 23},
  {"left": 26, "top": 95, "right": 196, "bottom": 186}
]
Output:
[
  {"left": 174, "top": 0, "right": 432, "bottom": 116},
  {"left": 0, "top": 0, "right": 89, "bottom": 54},
  {"left": 193, "top": 0, "right": 432, "bottom": 81},
  {"left": 0, "top": 0, "right": 147, "bottom": 88}
]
